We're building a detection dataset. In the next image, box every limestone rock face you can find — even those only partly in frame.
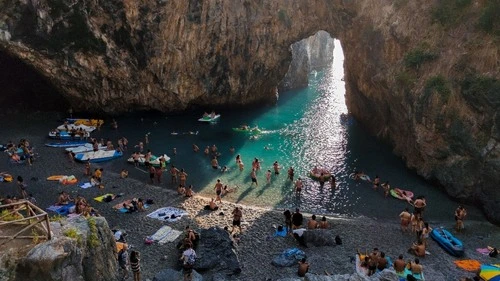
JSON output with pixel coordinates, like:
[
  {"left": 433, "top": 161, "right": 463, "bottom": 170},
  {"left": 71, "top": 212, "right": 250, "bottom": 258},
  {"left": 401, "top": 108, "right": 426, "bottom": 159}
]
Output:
[
  {"left": 279, "top": 31, "right": 335, "bottom": 91},
  {"left": 0, "top": 1, "right": 499, "bottom": 222},
  {"left": 0, "top": 217, "right": 117, "bottom": 281}
]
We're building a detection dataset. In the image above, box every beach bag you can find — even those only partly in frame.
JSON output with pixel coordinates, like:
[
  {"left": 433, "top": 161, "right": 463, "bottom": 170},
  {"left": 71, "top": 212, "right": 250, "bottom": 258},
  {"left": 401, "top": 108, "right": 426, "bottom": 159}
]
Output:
[
  {"left": 146, "top": 199, "right": 154, "bottom": 205},
  {"left": 144, "top": 237, "right": 154, "bottom": 245},
  {"left": 103, "top": 195, "right": 113, "bottom": 203}
]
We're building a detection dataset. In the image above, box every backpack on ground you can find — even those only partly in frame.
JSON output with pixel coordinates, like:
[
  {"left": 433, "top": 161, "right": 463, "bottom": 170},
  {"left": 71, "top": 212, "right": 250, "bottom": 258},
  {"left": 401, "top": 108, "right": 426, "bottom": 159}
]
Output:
[{"left": 335, "top": 235, "right": 342, "bottom": 245}]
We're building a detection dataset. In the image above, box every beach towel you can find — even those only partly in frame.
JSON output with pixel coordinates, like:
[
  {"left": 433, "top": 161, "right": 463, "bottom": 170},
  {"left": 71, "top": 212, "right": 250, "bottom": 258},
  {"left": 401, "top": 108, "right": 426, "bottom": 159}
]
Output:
[
  {"left": 116, "top": 241, "right": 128, "bottom": 252},
  {"left": 47, "top": 205, "right": 63, "bottom": 213},
  {"left": 94, "top": 194, "right": 114, "bottom": 202},
  {"left": 477, "top": 248, "right": 491, "bottom": 255},
  {"left": 47, "top": 203, "right": 75, "bottom": 216},
  {"left": 272, "top": 248, "right": 306, "bottom": 267},
  {"left": 146, "top": 207, "right": 188, "bottom": 222},
  {"left": 454, "top": 260, "right": 481, "bottom": 271},
  {"left": 274, "top": 227, "right": 288, "bottom": 237},
  {"left": 149, "top": 225, "right": 183, "bottom": 244},
  {"left": 78, "top": 182, "right": 93, "bottom": 189}
]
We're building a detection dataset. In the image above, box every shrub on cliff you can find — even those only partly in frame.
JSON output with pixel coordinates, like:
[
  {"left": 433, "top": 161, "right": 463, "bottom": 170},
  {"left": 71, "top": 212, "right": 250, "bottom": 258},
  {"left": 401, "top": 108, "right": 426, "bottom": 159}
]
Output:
[
  {"left": 477, "top": 0, "right": 500, "bottom": 35},
  {"left": 404, "top": 48, "right": 438, "bottom": 69},
  {"left": 424, "top": 75, "right": 451, "bottom": 101},
  {"left": 431, "top": 0, "right": 472, "bottom": 27},
  {"left": 460, "top": 74, "right": 500, "bottom": 112}
]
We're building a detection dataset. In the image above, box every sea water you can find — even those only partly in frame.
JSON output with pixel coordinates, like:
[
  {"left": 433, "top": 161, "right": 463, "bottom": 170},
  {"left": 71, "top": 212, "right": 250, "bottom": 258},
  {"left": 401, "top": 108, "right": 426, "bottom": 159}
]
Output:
[{"left": 95, "top": 40, "right": 483, "bottom": 222}]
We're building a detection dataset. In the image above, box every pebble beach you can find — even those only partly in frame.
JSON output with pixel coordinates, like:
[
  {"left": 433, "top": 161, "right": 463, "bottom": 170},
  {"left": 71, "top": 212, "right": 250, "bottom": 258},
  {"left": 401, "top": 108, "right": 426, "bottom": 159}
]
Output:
[{"left": 1, "top": 113, "right": 500, "bottom": 281}]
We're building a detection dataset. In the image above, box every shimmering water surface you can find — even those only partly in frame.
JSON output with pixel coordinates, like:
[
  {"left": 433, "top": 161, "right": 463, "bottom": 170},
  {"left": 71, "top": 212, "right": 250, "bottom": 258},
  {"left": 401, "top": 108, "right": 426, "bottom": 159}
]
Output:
[{"left": 9, "top": 40, "right": 483, "bottom": 222}]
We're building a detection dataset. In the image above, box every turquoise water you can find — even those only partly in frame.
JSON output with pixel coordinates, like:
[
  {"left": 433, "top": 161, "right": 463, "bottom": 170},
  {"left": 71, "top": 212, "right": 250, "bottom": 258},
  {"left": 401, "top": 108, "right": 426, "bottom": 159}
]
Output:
[{"left": 94, "top": 41, "right": 483, "bottom": 222}]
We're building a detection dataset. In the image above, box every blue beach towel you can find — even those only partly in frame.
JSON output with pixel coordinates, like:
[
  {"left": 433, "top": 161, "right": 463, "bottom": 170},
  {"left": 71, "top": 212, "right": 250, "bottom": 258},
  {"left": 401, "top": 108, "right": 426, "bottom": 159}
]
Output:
[
  {"left": 274, "top": 227, "right": 288, "bottom": 237},
  {"left": 47, "top": 203, "right": 75, "bottom": 216}
]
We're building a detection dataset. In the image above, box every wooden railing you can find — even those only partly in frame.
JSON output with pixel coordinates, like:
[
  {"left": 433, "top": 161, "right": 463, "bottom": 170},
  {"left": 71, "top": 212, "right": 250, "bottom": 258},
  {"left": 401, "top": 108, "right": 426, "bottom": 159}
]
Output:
[{"left": 0, "top": 200, "right": 52, "bottom": 246}]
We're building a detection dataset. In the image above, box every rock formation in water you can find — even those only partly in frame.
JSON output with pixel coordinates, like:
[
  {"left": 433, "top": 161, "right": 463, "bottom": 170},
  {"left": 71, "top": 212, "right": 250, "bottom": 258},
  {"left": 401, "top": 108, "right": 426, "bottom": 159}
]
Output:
[
  {"left": 0, "top": 1, "right": 499, "bottom": 222},
  {"left": 279, "top": 30, "right": 335, "bottom": 91},
  {"left": 0, "top": 217, "right": 117, "bottom": 281}
]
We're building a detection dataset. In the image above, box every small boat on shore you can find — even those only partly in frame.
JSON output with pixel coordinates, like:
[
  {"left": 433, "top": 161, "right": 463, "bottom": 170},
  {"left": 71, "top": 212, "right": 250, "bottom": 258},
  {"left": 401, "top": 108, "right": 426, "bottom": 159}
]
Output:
[
  {"left": 45, "top": 141, "right": 88, "bottom": 148},
  {"left": 390, "top": 188, "right": 414, "bottom": 202},
  {"left": 74, "top": 150, "right": 123, "bottom": 163},
  {"left": 65, "top": 143, "right": 107, "bottom": 154},
  {"left": 48, "top": 131, "right": 83, "bottom": 140},
  {"left": 198, "top": 114, "right": 220, "bottom": 122},
  {"left": 430, "top": 227, "right": 464, "bottom": 257},
  {"left": 56, "top": 124, "right": 96, "bottom": 132}
]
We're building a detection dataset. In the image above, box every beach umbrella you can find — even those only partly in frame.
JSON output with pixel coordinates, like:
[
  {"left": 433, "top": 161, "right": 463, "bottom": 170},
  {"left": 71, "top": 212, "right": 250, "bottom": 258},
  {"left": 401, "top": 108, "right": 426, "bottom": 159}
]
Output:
[{"left": 480, "top": 264, "right": 500, "bottom": 281}]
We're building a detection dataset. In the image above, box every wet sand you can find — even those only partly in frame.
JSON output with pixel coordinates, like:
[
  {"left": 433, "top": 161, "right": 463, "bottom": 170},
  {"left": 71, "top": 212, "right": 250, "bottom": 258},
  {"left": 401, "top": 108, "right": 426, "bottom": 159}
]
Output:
[{"left": 1, "top": 127, "right": 499, "bottom": 281}]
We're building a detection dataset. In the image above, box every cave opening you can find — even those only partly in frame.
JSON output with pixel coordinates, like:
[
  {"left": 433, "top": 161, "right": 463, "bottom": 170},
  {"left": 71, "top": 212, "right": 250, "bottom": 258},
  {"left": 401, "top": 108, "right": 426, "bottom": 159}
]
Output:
[
  {"left": 0, "top": 49, "right": 69, "bottom": 113},
  {"left": 279, "top": 31, "right": 346, "bottom": 113}
]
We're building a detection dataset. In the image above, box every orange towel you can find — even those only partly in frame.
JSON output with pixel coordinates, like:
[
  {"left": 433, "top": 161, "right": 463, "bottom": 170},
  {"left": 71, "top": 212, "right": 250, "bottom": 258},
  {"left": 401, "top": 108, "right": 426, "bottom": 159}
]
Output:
[
  {"left": 454, "top": 260, "right": 481, "bottom": 272},
  {"left": 116, "top": 241, "right": 128, "bottom": 252}
]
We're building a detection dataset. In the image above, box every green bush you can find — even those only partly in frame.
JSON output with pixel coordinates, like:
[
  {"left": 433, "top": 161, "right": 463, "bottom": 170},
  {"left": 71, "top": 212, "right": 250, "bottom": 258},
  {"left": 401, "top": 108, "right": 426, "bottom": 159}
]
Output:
[
  {"left": 431, "top": 0, "right": 472, "bottom": 26},
  {"left": 278, "top": 9, "right": 292, "bottom": 28},
  {"left": 404, "top": 48, "right": 438, "bottom": 69},
  {"left": 460, "top": 74, "right": 500, "bottom": 110},
  {"left": 477, "top": 0, "right": 500, "bottom": 35},
  {"left": 87, "top": 217, "right": 99, "bottom": 248},
  {"left": 425, "top": 75, "right": 451, "bottom": 101},
  {"left": 63, "top": 228, "right": 83, "bottom": 245}
]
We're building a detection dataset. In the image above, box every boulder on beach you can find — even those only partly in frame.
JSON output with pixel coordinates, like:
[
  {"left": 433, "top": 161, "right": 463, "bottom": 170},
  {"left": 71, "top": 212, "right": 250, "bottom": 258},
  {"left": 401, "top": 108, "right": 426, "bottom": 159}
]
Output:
[
  {"left": 303, "top": 229, "right": 338, "bottom": 247},
  {"left": 193, "top": 227, "right": 241, "bottom": 275}
]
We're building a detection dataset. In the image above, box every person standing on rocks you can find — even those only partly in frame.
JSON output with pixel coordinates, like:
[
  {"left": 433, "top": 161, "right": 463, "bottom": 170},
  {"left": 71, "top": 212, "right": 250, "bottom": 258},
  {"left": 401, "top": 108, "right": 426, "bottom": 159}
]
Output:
[
  {"left": 455, "top": 206, "right": 467, "bottom": 232},
  {"left": 214, "top": 179, "right": 223, "bottom": 203},
  {"left": 292, "top": 208, "right": 304, "bottom": 229},
  {"left": 298, "top": 257, "right": 309, "bottom": 277},
  {"left": 118, "top": 243, "right": 129, "bottom": 281},
  {"left": 181, "top": 243, "right": 196, "bottom": 281},
  {"left": 283, "top": 209, "right": 292, "bottom": 232},
  {"left": 130, "top": 250, "right": 141, "bottom": 281},
  {"left": 399, "top": 208, "right": 411, "bottom": 233},
  {"left": 231, "top": 207, "right": 243, "bottom": 233}
]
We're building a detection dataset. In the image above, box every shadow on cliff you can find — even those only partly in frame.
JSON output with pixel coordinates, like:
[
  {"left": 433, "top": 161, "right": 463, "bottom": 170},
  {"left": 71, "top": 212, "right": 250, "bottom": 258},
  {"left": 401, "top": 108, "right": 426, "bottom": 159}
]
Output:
[{"left": 0, "top": 50, "right": 70, "bottom": 113}]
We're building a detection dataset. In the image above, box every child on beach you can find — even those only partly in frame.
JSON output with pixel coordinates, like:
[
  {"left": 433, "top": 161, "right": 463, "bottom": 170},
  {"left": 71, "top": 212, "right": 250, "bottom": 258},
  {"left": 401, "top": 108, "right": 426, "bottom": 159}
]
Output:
[
  {"left": 266, "top": 169, "right": 271, "bottom": 183},
  {"left": 120, "top": 169, "right": 129, "bottom": 179},
  {"left": 130, "top": 250, "right": 141, "bottom": 281},
  {"left": 84, "top": 161, "right": 91, "bottom": 176}
]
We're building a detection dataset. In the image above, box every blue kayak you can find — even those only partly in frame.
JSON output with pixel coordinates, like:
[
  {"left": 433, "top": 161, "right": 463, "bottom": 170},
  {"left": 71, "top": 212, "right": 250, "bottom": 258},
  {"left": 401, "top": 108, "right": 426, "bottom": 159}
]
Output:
[
  {"left": 430, "top": 227, "right": 464, "bottom": 257},
  {"left": 45, "top": 141, "right": 88, "bottom": 148}
]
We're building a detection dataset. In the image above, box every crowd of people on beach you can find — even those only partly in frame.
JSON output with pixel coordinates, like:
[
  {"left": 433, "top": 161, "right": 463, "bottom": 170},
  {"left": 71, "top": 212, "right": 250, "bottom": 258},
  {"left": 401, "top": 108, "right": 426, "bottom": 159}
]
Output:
[{"left": 1, "top": 116, "right": 497, "bottom": 281}]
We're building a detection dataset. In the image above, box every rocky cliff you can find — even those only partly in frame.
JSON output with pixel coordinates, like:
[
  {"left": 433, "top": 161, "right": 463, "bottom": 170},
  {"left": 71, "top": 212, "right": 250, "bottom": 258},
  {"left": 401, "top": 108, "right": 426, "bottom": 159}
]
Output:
[
  {"left": 0, "top": 0, "right": 498, "bottom": 222},
  {"left": 279, "top": 30, "right": 335, "bottom": 91},
  {"left": 0, "top": 216, "right": 117, "bottom": 281}
]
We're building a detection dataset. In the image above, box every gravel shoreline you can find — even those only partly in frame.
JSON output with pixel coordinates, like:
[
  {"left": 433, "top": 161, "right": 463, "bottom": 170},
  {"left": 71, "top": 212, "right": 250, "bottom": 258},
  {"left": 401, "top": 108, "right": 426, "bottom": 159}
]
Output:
[{"left": 1, "top": 116, "right": 499, "bottom": 281}]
